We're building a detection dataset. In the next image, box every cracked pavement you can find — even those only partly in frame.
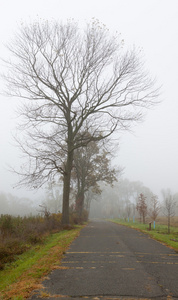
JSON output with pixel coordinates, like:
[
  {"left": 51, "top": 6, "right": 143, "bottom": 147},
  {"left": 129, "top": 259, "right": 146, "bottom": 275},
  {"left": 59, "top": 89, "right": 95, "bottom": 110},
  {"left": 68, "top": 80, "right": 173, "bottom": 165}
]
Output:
[{"left": 30, "top": 220, "right": 178, "bottom": 300}]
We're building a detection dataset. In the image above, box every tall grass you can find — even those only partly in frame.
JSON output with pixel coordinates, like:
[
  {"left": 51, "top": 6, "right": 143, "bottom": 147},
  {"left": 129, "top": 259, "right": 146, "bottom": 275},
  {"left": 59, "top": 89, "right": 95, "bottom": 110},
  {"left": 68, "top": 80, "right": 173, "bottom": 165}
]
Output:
[{"left": 0, "top": 213, "right": 63, "bottom": 270}]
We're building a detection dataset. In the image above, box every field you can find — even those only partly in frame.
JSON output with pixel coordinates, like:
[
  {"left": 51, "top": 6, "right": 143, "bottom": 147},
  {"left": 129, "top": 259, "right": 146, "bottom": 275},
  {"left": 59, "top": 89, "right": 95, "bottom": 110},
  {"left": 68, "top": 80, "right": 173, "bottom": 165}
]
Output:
[{"left": 156, "top": 215, "right": 178, "bottom": 227}]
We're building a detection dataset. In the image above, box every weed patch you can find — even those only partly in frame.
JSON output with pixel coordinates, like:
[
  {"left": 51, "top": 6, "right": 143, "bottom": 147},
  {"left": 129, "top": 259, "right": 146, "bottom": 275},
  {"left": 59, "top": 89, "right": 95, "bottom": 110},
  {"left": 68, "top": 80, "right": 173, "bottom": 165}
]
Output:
[{"left": 0, "top": 213, "right": 63, "bottom": 270}]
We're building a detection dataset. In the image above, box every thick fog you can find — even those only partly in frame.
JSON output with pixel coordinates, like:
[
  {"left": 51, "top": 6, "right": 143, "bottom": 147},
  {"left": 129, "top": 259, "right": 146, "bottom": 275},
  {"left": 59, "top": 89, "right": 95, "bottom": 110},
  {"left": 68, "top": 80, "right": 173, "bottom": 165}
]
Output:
[{"left": 0, "top": 0, "right": 178, "bottom": 214}]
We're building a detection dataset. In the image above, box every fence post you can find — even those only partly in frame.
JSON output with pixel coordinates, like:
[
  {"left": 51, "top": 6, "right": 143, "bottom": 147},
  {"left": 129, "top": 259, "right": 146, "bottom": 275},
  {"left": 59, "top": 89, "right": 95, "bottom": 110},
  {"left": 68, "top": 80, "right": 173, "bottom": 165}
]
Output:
[{"left": 149, "top": 222, "right": 152, "bottom": 231}]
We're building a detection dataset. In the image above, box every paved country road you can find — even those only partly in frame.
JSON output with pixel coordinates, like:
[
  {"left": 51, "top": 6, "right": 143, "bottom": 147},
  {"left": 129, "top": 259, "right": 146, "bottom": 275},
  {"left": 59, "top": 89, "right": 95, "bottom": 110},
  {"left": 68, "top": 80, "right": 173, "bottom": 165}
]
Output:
[{"left": 30, "top": 220, "right": 178, "bottom": 300}]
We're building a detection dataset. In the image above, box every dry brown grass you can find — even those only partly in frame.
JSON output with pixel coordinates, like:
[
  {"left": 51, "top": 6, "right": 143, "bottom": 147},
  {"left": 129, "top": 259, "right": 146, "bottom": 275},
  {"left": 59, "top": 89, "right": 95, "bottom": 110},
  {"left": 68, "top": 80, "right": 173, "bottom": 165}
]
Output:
[
  {"left": 156, "top": 216, "right": 178, "bottom": 227},
  {"left": 0, "top": 214, "right": 63, "bottom": 270}
]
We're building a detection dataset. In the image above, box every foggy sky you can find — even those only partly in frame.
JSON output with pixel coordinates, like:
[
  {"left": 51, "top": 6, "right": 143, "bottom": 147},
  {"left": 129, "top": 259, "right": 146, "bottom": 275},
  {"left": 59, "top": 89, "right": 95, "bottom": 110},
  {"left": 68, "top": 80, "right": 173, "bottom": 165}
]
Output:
[{"left": 0, "top": 0, "right": 178, "bottom": 200}]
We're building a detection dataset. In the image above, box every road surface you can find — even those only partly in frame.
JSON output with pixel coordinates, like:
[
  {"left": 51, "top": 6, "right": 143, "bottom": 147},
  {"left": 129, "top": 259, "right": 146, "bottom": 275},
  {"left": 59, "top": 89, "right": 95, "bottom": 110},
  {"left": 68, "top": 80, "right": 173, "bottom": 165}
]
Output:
[{"left": 30, "top": 220, "right": 178, "bottom": 299}]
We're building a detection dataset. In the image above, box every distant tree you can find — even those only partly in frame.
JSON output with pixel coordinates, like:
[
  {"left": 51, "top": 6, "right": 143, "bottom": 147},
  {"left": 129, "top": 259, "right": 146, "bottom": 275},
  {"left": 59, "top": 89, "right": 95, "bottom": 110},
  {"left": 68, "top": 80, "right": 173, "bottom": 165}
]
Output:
[
  {"left": 114, "top": 179, "right": 153, "bottom": 207},
  {"left": 173, "top": 193, "right": 178, "bottom": 215},
  {"left": 39, "top": 204, "right": 51, "bottom": 219},
  {"left": 132, "top": 203, "right": 136, "bottom": 221},
  {"left": 4, "top": 20, "right": 159, "bottom": 225},
  {"left": 125, "top": 199, "right": 132, "bottom": 221},
  {"left": 84, "top": 189, "right": 97, "bottom": 213},
  {"left": 91, "top": 179, "right": 153, "bottom": 219},
  {"left": 136, "top": 193, "right": 147, "bottom": 223},
  {"left": 95, "top": 182, "right": 124, "bottom": 219},
  {"left": 149, "top": 194, "right": 161, "bottom": 222},
  {"left": 0, "top": 192, "right": 36, "bottom": 216},
  {"left": 130, "top": 181, "right": 153, "bottom": 208},
  {"left": 44, "top": 182, "right": 62, "bottom": 213},
  {"left": 162, "top": 189, "right": 177, "bottom": 234}
]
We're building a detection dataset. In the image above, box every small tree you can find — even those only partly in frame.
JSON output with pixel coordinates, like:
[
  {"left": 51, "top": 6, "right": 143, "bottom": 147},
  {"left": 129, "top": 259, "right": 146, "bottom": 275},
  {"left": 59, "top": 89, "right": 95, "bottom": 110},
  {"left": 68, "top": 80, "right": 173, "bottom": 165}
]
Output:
[
  {"left": 149, "top": 194, "right": 160, "bottom": 222},
  {"left": 162, "top": 191, "right": 177, "bottom": 234},
  {"left": 136, "top": 193, "right": 147, "bottom": 224}
]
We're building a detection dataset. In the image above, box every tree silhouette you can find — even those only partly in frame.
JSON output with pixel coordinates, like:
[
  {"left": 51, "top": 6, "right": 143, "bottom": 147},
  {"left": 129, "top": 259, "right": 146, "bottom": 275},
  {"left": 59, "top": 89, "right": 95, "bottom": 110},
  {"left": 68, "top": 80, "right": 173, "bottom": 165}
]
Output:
[{"left": 4, "top": 20, "right": 159, "bottom": 224}]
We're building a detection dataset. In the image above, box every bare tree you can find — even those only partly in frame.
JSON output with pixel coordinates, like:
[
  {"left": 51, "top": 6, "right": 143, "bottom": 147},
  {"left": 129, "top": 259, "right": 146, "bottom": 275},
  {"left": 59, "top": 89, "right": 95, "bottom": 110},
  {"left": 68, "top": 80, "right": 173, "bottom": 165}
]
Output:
[
  {"left": 136, "top": 193, "right": 147, "bottom": 224},
  {"left": 44, "top": 181, "right": 62, "bottom": 213},
  {"left": 149, "top": 194, "right": 161, "bottom": 222},
  {"left": 3, "top": 20, "right": 159, "bottom": 224},
  {"left": 38, "top": 204, "right": 51, "bottom": 219},
  {"left": 125, "top": 199, "right": 132, "bottom": 221},
  {"left": 162, "top": 189, "right": 177, "bottom": 234}
]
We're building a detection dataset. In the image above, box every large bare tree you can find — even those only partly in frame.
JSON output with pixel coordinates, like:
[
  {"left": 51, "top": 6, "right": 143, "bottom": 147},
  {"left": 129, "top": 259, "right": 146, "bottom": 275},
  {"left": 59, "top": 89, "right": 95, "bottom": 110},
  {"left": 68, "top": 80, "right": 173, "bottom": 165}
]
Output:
[{"left": 3, "top": 20, "right": 158, "bottom": 224}]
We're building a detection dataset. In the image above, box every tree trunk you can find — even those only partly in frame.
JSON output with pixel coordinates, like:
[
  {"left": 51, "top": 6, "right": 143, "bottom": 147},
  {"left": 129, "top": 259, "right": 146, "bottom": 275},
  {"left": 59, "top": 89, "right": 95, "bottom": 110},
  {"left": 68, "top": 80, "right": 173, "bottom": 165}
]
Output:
[
  {"left": 61, "top": 151, "right": 73, "bottom": 225},
  {"left": 85, "top": 197, "right": 91, "bottom": 212},
  {"left": 168, "top": 215, "right": 170, "bottom": 234},
  {"left": 76, "top": 189, "right": 85, "bottom": 218}
]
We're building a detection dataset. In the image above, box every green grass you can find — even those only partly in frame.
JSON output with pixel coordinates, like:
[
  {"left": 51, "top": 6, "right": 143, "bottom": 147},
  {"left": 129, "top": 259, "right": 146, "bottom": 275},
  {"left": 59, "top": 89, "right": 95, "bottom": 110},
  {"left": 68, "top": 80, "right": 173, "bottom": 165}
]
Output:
[
  {"left": 0, "top": 225, "right": 84, "bottom": 299},
  {"left": 109, "top": 219, "right": 178, "bottom": 251}
]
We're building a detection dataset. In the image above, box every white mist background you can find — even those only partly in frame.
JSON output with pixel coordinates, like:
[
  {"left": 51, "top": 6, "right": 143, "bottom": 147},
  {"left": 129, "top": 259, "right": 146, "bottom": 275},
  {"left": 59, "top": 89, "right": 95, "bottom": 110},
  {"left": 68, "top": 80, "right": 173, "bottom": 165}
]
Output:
[{"left": 0, "top": 0, "right": 178, "bottom": 202}]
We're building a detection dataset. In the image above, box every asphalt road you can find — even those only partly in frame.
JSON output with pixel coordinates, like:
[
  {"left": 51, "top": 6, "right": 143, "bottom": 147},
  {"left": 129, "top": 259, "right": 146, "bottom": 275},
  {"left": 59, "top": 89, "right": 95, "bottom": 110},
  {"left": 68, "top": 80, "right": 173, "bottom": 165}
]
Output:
[{"left": 30, "top": 220, "right": 178, "bottom": 300}]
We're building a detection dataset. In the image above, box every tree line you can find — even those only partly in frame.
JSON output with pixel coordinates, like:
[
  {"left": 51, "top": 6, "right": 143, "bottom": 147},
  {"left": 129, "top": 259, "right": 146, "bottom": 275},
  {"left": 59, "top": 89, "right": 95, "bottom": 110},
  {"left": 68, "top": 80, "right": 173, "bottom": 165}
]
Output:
[{"left": 89, "top": 180, "right": 178, "bottom": 233}]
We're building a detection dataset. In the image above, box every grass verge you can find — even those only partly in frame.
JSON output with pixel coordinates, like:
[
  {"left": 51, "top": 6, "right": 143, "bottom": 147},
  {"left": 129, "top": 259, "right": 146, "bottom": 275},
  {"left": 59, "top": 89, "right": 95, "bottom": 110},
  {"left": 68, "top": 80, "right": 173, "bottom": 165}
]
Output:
[
  {"left": 109, "top": 219, "right": 178, "bottom": 251},
  {"left": 0, "top": 225, "right": 83, "bottom": 300}
]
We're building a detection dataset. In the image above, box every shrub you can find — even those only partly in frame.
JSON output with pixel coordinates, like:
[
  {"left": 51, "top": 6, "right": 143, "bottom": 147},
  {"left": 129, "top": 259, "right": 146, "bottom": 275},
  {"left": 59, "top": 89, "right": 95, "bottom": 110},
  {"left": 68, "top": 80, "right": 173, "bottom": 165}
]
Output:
[
  {"left": 69, "top": 209, "right": 89, "bottom": 225},
  {"left": 27, "top": 233, "right": 43, "bottom": 244},
  {"left": 0, "top": 238, "right": 29, "bottom": 269},
  {"left": 1, "top": 215, "right": 14, "bottom": 237}
]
